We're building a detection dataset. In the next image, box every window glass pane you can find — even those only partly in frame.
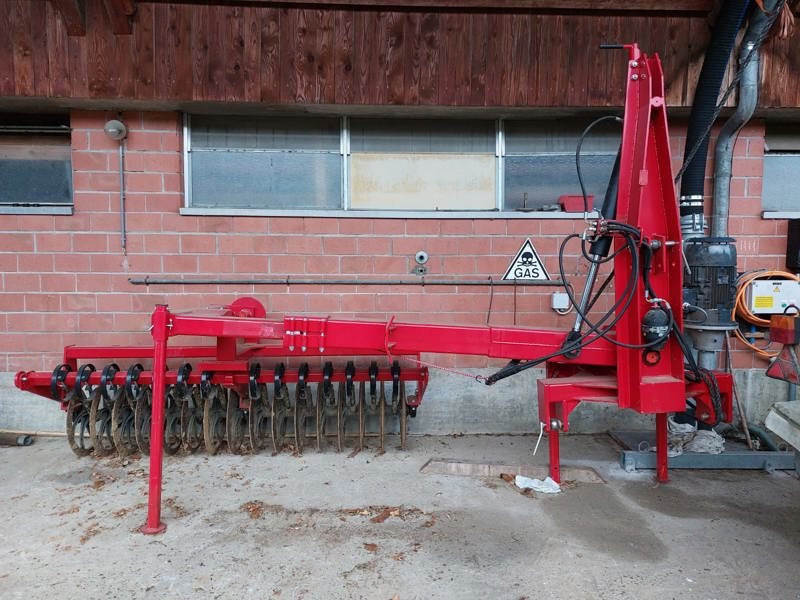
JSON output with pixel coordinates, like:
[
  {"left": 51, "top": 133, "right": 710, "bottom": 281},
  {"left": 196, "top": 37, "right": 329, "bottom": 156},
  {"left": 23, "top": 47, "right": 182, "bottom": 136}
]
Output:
[
  {"left": 0, "top": 134, "right": 72, "bottom": 206},
  {"left": 191, "top": 150, "right": 341, "bottom": 210},
  {"left": 503, "top": 118, "right": 619, "bottom": 211},
  {"left": 504, "top": 153, "right": 616, "bottom": 211},
  {"left": 191, "top": 115, "right": 340, "bottom": 151},
  {"left": 351, "top": 154, "right": 495, "bottom": 210},
  {"left": 351, "top": 119, "right": 494, "bottom": 153},
  {"left": 505, "top": 119, "right": 620, "bottom": 154},
  {"left": 762, "top": 154, "right": 800, "bottom": 212}
]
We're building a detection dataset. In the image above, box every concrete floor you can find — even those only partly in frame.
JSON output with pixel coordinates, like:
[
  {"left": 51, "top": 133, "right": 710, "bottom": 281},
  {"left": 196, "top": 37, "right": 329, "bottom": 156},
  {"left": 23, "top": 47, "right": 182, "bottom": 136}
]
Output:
[{"left": 0, "top": 434, "right": 798, "bottom": 600}]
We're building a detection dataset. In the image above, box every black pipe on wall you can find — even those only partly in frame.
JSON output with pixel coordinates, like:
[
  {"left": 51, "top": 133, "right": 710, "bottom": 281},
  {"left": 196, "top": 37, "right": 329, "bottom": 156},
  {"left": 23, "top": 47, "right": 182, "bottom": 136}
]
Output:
[{"left": 679, "top": 0, "right": 752, "bottom": 236}]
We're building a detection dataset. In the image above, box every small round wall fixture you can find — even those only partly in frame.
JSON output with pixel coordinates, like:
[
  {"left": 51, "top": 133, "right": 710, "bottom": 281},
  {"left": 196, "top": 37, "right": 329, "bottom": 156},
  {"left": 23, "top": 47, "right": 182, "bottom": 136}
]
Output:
[{"left": 103, "top": 119, "right": 128, "bottom": 141}]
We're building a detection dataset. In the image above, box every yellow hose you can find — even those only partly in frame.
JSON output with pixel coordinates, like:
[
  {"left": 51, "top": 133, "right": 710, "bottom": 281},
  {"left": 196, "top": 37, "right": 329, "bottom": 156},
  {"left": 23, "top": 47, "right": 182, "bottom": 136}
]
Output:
[{"left": 732, "top": 270, "right": 800, "bottom": 358}]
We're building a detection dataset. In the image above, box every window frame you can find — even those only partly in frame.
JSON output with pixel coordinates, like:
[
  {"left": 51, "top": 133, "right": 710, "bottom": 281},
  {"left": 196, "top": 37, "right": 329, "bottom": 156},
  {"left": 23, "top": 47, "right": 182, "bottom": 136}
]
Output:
[
  {"left": 0, "top": 121, "right": 74, "bottom": 215},
  {"left": 181, "top": 114, "right": 604, "bottom": 219}
]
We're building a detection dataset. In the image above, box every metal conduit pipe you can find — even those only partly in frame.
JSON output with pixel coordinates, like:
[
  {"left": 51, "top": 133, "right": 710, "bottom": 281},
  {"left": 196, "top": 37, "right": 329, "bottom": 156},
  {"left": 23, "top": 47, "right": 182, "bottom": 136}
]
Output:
[
  {"left": 712, "top": 40, "right": 759, "bottom": 237},
  {"left": 713, "top": 0, "right": 783, "bottom": 237},
  {"left": 129, "top": 277, "right": 562, "bottom": 286}
]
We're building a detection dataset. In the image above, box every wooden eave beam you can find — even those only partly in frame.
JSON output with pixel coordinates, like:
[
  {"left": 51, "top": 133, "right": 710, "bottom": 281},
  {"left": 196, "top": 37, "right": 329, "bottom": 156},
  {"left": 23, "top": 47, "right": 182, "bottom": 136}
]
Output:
[
  {"left": 49, "top": 0, "right": 86, "bottom": 36},
  {"left": 102, "top": 0, "right": 136, "bottom": 35},
  {"left": 148, "top": 0, "right": 716, "bottom": 13}
]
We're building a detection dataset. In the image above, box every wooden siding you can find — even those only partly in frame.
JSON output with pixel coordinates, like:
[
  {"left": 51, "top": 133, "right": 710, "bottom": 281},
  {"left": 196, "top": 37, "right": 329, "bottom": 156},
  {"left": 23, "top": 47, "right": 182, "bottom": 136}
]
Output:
[{"left": 1, "top": 0, "right": 798, "bottom": 108}]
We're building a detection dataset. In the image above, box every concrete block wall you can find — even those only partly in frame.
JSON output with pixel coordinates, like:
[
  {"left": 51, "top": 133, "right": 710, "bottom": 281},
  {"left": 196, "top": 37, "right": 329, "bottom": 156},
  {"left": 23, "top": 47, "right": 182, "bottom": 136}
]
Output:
[{"left": 0, "top": 111, "right": 790, "bottom": 433}]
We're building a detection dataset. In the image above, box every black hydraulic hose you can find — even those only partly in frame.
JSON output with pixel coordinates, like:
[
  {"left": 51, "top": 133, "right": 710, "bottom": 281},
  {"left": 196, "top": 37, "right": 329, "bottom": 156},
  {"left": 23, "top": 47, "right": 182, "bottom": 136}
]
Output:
[
  {"left": 680, "top": 0, "right": 752, "bottom": 214},
  {"left": 589, "top": 148, "right": 621, "bottom": 258}
]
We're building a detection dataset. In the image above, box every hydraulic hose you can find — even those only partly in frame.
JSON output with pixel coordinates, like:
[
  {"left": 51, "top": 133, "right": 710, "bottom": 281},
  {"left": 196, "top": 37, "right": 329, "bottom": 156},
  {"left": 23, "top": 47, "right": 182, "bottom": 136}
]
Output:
[{"left": 680, "top": 0, "right": 752, "bottom": 231}]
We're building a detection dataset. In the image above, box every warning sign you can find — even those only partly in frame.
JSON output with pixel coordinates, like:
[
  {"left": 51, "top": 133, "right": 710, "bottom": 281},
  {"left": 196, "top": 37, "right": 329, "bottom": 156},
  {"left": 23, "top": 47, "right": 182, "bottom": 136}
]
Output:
[{"left": 502, "top": 238, "right": 551, "bottom": 281}]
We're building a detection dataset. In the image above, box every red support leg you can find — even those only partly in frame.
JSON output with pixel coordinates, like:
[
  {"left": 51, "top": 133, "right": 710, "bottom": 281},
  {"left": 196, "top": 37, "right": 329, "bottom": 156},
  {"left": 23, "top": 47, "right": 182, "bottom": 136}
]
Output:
[
  {"left": 548, "top": 427, "right": 561, "bottom": 484},
  {"left": 655, "top": 412, "right": 669, "bottom": 483},
  {"left": 140, "top": 305, "right": 169, "bottom": 535}
]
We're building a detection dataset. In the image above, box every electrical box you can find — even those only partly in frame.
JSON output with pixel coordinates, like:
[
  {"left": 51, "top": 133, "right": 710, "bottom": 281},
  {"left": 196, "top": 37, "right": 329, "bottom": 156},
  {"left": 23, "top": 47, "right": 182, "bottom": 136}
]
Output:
[
  {"left": 551, "top": 292, "right": 571, "bottom": 311},
  {"left": 746, "top": 279, "right": 800, "bottom": 315}
]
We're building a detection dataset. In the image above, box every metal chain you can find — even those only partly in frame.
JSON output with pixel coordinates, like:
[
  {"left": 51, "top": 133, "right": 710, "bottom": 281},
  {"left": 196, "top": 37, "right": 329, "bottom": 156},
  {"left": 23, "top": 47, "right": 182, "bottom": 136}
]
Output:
[{"left": 395, "top": 354, "right": 487, "bottom": 384}]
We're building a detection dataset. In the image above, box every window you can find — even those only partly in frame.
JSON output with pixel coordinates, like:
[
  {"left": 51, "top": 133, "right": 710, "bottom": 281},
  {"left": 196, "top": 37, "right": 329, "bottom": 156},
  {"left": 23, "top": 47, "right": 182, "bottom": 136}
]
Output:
[
  {"left": 187, "top": 115, "right": 342, "bottom": 210},
  {"left": 0, "top": 115, "right": 72, "bottom": 214},
  {"left": 763, "top": 123, "right": 800, "bottom": 214},
  {"left": 349, "top": 119, "right": 496, "bottom": 211},
  {"left": 503, "top": 119, "right": 620, "bottom": 211},
  {"left": 184, "top": 115, "right": 621, "bottom": 216}
]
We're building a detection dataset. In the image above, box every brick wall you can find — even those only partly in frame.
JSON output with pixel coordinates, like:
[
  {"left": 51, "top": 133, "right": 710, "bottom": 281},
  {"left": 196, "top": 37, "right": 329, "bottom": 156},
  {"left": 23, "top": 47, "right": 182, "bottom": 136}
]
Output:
[{"left": 0, "top": 111, "right": 788, "bottom": 375}]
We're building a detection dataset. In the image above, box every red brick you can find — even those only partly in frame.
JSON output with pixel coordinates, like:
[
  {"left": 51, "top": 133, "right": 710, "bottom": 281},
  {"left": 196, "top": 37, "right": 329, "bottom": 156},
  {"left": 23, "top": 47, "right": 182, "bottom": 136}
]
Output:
[
  {"left": 458, "top": 237, "right": 491, "bottom": 255},
  {"left": 341, "top": 256, "right": 373, "bottom": 274},
  {"left": 758, "top": 236, "right": 788, "bottom": 255},
  {"left": 140, "top": 112, "right": 180, "bottom": 131},
  {"left": 90, "top": 172, "right": 122, "bottom": 192},
  {"left": 125, "top": 131, "right": 162, "bottom": 151},
  {"left": 253, "top": 235, "right": 288, "bottom": 255},
  {"left": 7, "top": 312, "right": 44, "bottom": 331},
  {"left": 270, "top": 293, "right": 306, "bottom": 313},
  {"left": 728, "top": 177, "right": 746, "bottom": 197},
  {"left": 72, "top": 151, "right": 110, "bottom": 171},
  {"left": 474, "top": 220, "right": 506, "bottom": 235},
  {"left": 91, "top": 253, "right": 128, "bottom": 272},
  {"left": 372, "top": 220, "right": 404, "bottom": 235},
  {"left": 40, "top": 273, "right": 76, "bottom": 292},
  {"left": 26, "top": 333, "right": 64, "bottom": 353},
  {"left": 126, "top": 172, "right": 163, "bottom": 193},
  {"left": 405, "top": 220, "right": 440, "bottom": 236},
  {"left": 233, "top": 254, "right": 268, "bottom": 273},
  {"left": 745, "top": 178, "right": 762, "bottom": 198},
  {"left": 163, "top": 254, "right": 199, "bottom": 273},
  {"left": 146, "top": 193, "right": 182, "bottom": 213},
  {"left": 88, "top": 212, "right": 119, "bottom": 232},
  {"left": 507, "top": 219, "right": 544, "bottom": 235},
  {"left": 73, "top": 233, "right": 109, "bottom": 252},
  {"left": 307, "top": 255, "right": 339, "bottom": 274},
  {"left": 0, "top": 254, "right": 16, "bottom": 271},
  {"left": 270, "top": 219, "right": 305, "bottom": 234},
  {"left": 162, "top": 213, "right": 197, "bottom": 232},
  {"left": 374, "top": 257, "right": 407, "bottom": 274},
  {"left": 163, "top": 173, "right": 183, "bottom": 193},
  {"left": 96, "top": 294, "right": 132, "bottom": 312},
  {"left": 323, "top": 237, "right": 357, "bottom": 255},
  {"left": 16, "top": 215, "right": 56, "bottom": 230},
  {"left": 301, "top": 218, "right": 339, "bottom": 235},
  {"left": 161, "top": 132, "right": 182, "bottom": 152},
  {"left": 70, "top": 130, "right": 89, "bottom": 151},
  {"left": 732, "top": 157, "right": 762, "bottom": 178},
  {"left": 357, "top": 237, "right": 391, "bottom": 255},
  {"left": 61, "top": 294, "right": 97, "bottom": 312},
  {"left": 230, "top": 216, "right": 268, "bottom": 234},
  {"left": 196, "top": 216, "right": 232, "bottom": 233},
  {"left": 376, "top": 294, "right": 407, "bottom": 312},
  {"left": 74, "top": 193, "right": 111, "bottom": 212},
  {"left": 747, "top": 137, "right": 765, "bottom": 157},
  {"left": 442, "top": 256, "right": 477, "bottom": 274},
  {"left": 54, "top": 252, "right": 91, "bottom": 272},
  {"left": 270, "top": 255, "right": 306, "bottom": 274},
  {"left": 307, "top": 293, "right": 341, "bottom": 313},
  {"left": 22, "top": 294, "right": 57, "bottom": 312},
  {"left": 180, "top": 234, "right": 217, "bottom": 254},
  {"left": 340, "top": 294, "right": 376, "bottom": 312},
  {"left": 17, "top": 253, "right": 54, "bottom": 272},
  {"left": 198, "top": 254, "right": 234, "bottom": 273},
  {"left": 4, "top": 273, "right": 40, "bottom": 292},
  {"left": 143, "top": 234, "right": 179, "bottom": 254},
  {"left": 0, "top": 293, "right": 26, "bottom": 311},
  {"left": 219, "top": 235, "right": 255, "bottom": 254},
  {"left": 339, "top": 219, "right": 373, "bottom": 235},
  {"left": 140, "top": 152, "right": 181, "bottom": 173},
  {"left": 88, "top": 131, "right": 124, "bottom": 151},
  {"left": 441, "top": 220, "right": 474, "bottom": 235},
  {"left": 0, "top": 233, "right": 34, "bottom": 252}
]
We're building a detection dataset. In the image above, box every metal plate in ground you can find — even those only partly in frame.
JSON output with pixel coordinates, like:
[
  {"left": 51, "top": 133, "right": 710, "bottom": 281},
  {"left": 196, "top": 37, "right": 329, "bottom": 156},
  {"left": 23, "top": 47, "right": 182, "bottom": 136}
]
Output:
[
  {"left": 609, "top": 430, "right": 798, "bottom": 472},
  {"left": 419, "top": 458, "right": 605, "bottom": 483}
]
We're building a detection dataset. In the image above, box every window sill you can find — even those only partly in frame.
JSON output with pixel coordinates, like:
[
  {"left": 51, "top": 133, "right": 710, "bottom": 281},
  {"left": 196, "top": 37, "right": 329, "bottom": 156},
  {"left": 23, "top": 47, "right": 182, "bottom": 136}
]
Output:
[
  {"left": 763, "top": 211, "right": 800, "bottom": 219},
  {"left": 0, "top": 205, "right": 73, "bottom": 215},
  {"left": 180, "top": 207, "right": 598, "bottom": 219}
]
